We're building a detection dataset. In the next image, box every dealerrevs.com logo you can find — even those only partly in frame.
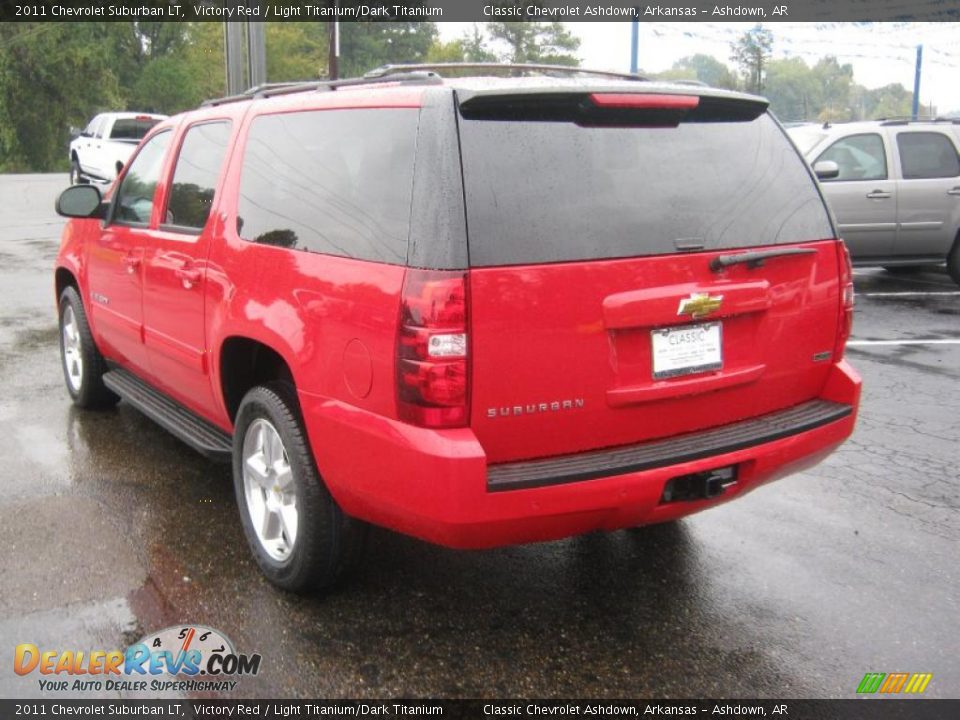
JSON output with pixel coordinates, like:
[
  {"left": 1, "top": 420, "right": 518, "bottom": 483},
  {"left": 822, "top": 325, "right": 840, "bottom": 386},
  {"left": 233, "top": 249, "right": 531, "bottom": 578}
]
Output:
[{"left": 15, "top": 625, "right": 260, "bottom": 693}]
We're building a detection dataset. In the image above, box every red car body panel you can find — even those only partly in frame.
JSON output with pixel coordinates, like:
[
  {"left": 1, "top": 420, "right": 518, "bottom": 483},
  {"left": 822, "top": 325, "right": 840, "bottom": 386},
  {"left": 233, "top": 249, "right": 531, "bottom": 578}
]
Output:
[
  {"left": 55, "top": 81, "right": 861, "bottom": 550},
  {"left": 468, "top": 239, "right": 844, "bottom": 463}
]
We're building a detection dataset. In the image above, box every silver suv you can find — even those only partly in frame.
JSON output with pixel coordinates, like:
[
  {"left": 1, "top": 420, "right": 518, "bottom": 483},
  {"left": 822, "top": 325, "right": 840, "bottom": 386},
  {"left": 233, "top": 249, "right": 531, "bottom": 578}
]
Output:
[{"left": 788, "top": 119, "right": 960, "bottom": 284}]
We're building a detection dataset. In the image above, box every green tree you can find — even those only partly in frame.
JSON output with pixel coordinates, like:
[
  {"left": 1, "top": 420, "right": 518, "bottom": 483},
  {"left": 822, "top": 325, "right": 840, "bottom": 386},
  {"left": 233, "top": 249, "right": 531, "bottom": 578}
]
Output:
[
  {"left": 130, "top": 23, "right": 225, "bottom": 114},
  {"left": 730, "top": 24, "right": 773, "bottom": 93},
  {"left": 427, "top": 24, "right": 496, "bottom": 64},
  {"left": 812, "top": 56, "right": 854, "bottom": 121},
  {"left": 0, "top": 23, "right": 124, "bottom": 171},
  {"left": 764, "top": 57, "right": 822, "bottom": 121},
  {"left": 266, "top": 23, "right": 328, "bottom": 82},
  {"left": 488, "top": 21, "right": 580, "bottom": 66},
  {"left": 863, "top": 83, "right": 913, "bottom": 120},
  {"left": 660, "top": 54, "right": 738, "bottom": 90},
  {"left": 339, "top": 22, "right": 438, "bottom": 78}
]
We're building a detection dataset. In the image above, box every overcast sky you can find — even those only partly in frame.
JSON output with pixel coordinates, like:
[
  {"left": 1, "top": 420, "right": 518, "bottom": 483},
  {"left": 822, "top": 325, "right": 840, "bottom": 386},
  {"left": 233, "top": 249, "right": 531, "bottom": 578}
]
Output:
[{"left": 437, "top": 22, "right": 960, "bottom": 114}]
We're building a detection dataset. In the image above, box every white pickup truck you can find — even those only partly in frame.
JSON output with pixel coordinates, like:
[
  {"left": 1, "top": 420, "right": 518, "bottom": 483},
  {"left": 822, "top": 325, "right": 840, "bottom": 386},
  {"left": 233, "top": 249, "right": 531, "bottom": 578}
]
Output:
[{"left": 69, "top": 112, "right": 166, "bottom": 185}]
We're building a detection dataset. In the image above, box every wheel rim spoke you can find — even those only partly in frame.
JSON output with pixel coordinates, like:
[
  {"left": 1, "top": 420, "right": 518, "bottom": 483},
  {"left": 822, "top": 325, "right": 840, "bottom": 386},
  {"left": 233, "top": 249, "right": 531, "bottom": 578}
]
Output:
[
  {"left": 242, "top": 417, "right": 298, "bottom": 561},
  {"left": 61, "top": 307, "right": 83, "bottom": 392}
]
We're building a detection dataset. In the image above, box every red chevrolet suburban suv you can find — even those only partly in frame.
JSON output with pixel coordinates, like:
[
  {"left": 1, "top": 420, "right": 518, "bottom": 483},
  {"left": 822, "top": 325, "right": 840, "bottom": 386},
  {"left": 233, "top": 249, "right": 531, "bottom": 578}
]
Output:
[{"left": 54, "top": 65, "right": 861, "bottom": 592}]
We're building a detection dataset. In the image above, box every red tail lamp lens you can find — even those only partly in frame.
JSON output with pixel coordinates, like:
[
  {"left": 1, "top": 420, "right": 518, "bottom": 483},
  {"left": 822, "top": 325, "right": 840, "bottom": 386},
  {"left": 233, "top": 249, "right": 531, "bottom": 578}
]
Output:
[{"left": 396, "top": 269, "right": 468, "bottom": 428}]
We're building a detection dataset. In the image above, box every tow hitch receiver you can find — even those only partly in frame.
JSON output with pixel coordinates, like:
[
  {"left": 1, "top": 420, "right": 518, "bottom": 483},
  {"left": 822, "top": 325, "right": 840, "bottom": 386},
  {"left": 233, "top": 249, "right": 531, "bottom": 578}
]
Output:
[{"left": 660, "top": 465, "right": 738, "bottom": 504}]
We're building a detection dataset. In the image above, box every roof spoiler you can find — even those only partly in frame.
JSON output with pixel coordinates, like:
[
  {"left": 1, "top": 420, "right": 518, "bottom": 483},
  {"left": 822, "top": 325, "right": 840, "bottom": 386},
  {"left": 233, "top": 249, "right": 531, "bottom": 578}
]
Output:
[{"left": 458, "top": 91, "right": 768, "bottom": 126}]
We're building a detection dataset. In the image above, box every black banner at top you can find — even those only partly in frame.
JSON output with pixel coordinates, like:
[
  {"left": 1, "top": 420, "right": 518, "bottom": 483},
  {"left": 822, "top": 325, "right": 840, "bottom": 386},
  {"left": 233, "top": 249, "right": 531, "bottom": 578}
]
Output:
[
  {"left": 0, "top": 700, "right": 959, "bottom": 720},
  {"left": 1, "top": 0, "right": 960, "bottom": 22}
]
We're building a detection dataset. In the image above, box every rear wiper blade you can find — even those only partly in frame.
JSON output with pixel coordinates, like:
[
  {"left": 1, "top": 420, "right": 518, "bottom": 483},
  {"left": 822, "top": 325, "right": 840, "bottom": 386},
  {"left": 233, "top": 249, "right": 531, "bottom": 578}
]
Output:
[{"left": 710, "top": 247, "right": 818, "bottom": 272}]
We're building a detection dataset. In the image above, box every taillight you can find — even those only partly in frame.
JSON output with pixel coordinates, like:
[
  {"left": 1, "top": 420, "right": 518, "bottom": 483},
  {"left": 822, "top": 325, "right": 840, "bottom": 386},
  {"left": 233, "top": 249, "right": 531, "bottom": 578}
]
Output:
[
  {"left": 396, "top": 269, "right": 469, "bottom": 428},
  {"left": 836, "top": 241, "right": 855, "bottom": 356},
  {"left": 588, "top": 93, "right": 700, "bottom": 110}
]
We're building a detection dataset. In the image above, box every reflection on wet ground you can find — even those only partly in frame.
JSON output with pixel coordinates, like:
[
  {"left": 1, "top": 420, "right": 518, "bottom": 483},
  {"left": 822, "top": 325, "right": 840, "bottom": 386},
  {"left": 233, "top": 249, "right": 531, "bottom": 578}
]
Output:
[{"left": 1, "top": 176, "right": 957, "bottom": 699}]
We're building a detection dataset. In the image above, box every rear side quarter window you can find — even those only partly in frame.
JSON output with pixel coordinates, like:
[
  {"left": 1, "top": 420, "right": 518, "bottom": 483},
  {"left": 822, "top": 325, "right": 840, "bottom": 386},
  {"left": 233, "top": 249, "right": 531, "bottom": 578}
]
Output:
[
  {"left": 236, "top": 108, "right": 418, "bottom": 264},
  {"left": 896, "top": 132, "right": 960, "bottom": 179}
]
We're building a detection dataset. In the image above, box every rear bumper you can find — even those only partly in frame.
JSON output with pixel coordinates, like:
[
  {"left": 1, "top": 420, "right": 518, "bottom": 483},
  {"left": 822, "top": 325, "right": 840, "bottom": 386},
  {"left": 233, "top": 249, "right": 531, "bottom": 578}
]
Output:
[{"left": 299, "top": 361, "right": 861, "bottom": 549}]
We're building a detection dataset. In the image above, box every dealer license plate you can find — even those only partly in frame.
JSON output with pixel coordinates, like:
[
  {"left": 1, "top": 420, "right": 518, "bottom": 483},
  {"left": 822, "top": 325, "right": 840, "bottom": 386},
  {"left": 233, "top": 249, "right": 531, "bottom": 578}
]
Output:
[{"left": 651, "top": 322, "right": 723, "bottom": 380}]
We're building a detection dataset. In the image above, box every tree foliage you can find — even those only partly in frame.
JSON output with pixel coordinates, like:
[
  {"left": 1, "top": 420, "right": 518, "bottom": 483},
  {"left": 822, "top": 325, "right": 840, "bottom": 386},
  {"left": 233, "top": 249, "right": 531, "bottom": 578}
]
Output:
[
  {"left": 427, "top": 25, "right": 497, "bottom": 64},
  {"left": 0, "top": 20, "right": 438, "bottom": 172},
  {"left": 487, "top": 21, "right": 580, "bottom": 66},
  {"left": 0, "top": 23, "right": 123, "bottom": 172},
  {"left": 338, "top": 22, "right": 437, "bottom": 77},
  {"left": 659, "top": 54, "right": 738, "bottom": 90},
  {"left": 731, "top": 24, "right": 773, "bottom": 93}
]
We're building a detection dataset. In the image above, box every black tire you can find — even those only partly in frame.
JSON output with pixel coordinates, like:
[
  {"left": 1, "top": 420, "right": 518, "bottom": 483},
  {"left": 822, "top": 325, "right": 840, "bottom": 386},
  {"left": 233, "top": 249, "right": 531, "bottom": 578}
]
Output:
[
  {"left": 232, "top": 383, "right": 366, "bottom": 592},
  {"left": 948, "top": 241, "right": 960, "bottom": 286},
  {"left": 57, "top": 286, "right": 119, "bottom": 409},
  {"left": 70, "top": 158, "right": 82, "bottom": 185}
]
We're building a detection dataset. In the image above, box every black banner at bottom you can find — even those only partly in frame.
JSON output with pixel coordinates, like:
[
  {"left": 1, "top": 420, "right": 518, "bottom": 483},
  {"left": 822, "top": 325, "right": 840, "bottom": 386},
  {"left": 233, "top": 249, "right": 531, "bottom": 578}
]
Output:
[{"left": 1, "top": 700, "right": 958, "bottom": 720}]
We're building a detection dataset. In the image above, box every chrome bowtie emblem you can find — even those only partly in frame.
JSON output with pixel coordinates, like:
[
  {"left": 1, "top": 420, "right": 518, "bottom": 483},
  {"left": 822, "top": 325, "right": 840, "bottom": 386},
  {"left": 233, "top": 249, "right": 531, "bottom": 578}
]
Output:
[{"left": 677, "top": 293, "right": 723, "bottom": 319}]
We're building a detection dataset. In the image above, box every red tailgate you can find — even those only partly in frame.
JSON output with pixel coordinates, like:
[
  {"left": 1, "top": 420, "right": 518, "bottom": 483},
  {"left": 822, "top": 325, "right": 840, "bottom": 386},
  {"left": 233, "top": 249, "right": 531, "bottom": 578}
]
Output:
[{"left": 469, "top": 241, "right": 842, "bottom": 463}]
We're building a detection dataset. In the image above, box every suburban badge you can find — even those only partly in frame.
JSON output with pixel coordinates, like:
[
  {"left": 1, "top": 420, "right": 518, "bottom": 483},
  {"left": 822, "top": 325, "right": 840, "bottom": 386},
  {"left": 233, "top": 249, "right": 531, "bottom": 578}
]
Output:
[{"left": 677, "top": 293, "right": 723, "bottom": 319}]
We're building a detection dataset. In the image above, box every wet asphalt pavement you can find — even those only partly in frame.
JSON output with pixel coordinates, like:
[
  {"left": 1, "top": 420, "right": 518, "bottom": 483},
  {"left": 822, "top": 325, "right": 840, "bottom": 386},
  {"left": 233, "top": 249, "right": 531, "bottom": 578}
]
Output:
[{"left": 1, "top": 174, "right": 957, "bottom": 700}]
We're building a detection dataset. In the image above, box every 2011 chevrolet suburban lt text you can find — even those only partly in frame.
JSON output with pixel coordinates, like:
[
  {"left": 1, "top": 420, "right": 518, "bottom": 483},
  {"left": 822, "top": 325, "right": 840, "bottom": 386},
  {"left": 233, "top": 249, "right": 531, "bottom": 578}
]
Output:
[{"left": 54, "top": 65, "right": 861, "bottom": 592}]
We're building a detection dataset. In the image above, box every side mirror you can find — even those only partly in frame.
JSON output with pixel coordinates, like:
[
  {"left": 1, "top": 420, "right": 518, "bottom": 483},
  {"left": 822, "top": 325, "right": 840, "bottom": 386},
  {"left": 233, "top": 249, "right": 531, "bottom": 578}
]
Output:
[
  {"left": 813, "top": 160, "right": 840, "bottom": 180},
  {"left": 56, "top": 185, "right": 105, "bottom": 219}
]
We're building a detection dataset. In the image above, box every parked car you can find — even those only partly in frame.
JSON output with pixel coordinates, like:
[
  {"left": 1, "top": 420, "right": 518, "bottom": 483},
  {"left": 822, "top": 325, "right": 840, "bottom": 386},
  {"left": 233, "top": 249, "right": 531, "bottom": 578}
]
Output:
[
  {"left": 69, "top": 112, "right": 167, "bottom": 185},
  {"left": 53, "top": 65, "right": 861, "bottom": 592},
  {"left": 788, "top": 119, "right": 960, "bottom": 283}
]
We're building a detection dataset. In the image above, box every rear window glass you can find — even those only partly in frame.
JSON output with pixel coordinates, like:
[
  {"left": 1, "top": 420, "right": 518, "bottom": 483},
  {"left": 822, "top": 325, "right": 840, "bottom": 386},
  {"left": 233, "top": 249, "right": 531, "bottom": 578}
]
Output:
[
  {"left": 459, "top": 111, "right": 833, "bottom": 266},
  {"left": 236, "top": 108, "right": 418, "bottom": 264},
  {"left": 110, "top": 118, "right": 162, "bottom": 141}
]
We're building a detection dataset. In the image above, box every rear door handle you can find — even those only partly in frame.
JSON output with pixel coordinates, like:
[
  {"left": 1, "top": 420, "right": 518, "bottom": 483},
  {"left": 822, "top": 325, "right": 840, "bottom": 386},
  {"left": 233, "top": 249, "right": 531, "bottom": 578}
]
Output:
[
  {"left": 175, "top": 266, "right": 202, "bottom": 288},
  {"left": 866, "top": 190, "right": 891, "bottom": 199},
  {"left": 121, "top": 255, "right": 141, "bottom": 274},
  {"left": 948, "top": 187, "right": 960, "bottom": 196}
]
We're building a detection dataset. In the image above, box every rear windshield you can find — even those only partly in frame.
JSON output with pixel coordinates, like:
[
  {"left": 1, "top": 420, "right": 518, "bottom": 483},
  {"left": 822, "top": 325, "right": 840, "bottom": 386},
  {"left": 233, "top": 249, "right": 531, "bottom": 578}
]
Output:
[
  {"left": 459, "top": 110, "right": 833, "bottom": 266},
  {"left": 110, "top": 118, "right": 162, "bottom": 141}
]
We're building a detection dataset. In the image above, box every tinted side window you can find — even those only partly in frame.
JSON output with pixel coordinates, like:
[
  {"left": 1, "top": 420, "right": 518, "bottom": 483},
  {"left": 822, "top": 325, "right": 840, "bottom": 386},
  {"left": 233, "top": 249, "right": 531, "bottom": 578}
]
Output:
[
  {"left": 164, "top": 122, "right": 231, "bottom": 232},
  {"left": 897, "top": 132, "right": 960, "bottom": 179},
  {"left": 815, "top": 133, "right": 887, "bottom": 182},
  {"left": 113, "top": 131, "right": 172, "bottom": 225},
  {"left": 236, "top": 108, "right": 418, "bottom": 264}
]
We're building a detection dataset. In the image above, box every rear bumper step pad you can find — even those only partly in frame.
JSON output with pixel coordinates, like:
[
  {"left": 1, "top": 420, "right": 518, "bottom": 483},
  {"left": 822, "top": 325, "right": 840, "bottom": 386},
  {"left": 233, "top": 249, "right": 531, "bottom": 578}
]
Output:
[
  {"left": 103, "top": 368, "right": 232, "bottom": 462},
  {"left": 487, "top": 399, "right": 852, "bottom": 492}
]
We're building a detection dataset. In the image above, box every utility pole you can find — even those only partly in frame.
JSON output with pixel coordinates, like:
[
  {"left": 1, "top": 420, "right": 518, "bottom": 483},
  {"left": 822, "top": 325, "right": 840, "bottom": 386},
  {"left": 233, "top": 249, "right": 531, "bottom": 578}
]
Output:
[
  {"left": 327, "top": 11, "right": 340, "bottom": 79},
  {"left": 224, "top": 21, "right": 267, "bottom": 94},
  {"left": 912, "top": 44, "right": 923, "bottom": 121},
  {"left": 247, "top": 22, "right": 266, "bottom": 89},
  {"left": 224, "top": 22, "right": 246, "bottom": 95},
  {"left": 630, "top": 18, "right": 639, "bottom": 74}
]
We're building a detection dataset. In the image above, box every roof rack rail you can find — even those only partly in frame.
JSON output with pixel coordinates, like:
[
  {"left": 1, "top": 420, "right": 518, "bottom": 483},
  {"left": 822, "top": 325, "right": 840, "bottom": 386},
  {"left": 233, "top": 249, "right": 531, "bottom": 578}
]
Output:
[
  {"left": 879, "top": 116, "right": 960, "bottom": 125},
  {"left": 200, "top": 70, "right": 443, "bottom": 107},
  {"left": 364, "top": 62, "right": 648, "bottom": 82}
]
